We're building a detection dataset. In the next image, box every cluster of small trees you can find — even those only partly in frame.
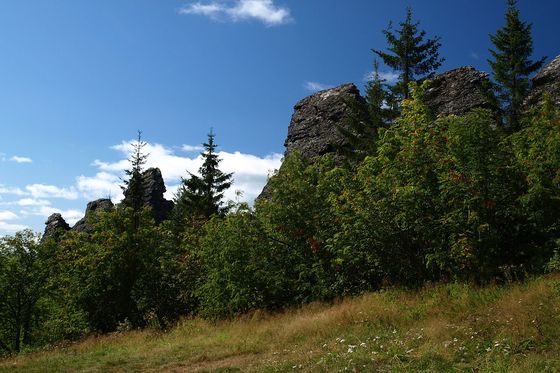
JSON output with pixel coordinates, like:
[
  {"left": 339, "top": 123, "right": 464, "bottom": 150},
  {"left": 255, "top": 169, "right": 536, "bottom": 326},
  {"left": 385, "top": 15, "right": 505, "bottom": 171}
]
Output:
[
  {"left": 356, "top": 0, "right": 544, "bottom": 135},
  {"left": 0, "top": 0, "right": 557, "bottom": 356}
]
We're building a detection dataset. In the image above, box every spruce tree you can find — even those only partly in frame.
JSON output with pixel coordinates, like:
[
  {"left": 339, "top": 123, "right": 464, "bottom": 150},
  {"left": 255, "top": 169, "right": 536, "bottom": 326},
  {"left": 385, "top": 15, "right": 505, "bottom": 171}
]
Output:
[
  {"left": 117, "top": 131, "right": 150, "bottom": 326},
  {"left": 174, "top": 129, "right": 233, "bottom": 223},
  {"left": 337, "top": 61, "right": 395, "bottom": 163},
  {"left": 121, "top": 131, "right": 149, "bottom": 215},
  {"left": 373, "top": 7, "right": 444, "bottom": 100},
  {"left": 488, "top": 0, "right": 546, "bottom": 131}
]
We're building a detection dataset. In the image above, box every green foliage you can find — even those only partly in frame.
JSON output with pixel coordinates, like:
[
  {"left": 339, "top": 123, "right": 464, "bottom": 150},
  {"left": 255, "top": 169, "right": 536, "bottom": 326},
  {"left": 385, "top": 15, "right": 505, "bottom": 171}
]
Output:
[
  {"left": 548, "top": 250, "right": 560, "bottom": 273},
  {"left": 337, "top": 61, "right": 397, "bottom": 164},
  {"left": 3, "top": 46, "right": 560, "bottom": 356},
  {"left": 331, "top": 84, "right": 444, "bottom": 288},
  {"left": 197, "top": 206, "right": 278, "bottom": 318},
  {"left": 121, "top": 131, "right": 149, "bottom": 214},
  {"left": 434, "top": 110, "right": 526, "bottom": 279},
  {"left": 256, "top": 154, "right": 342, "bottom": 304},
  {"left": 0, "top": 230, "right": 46, "bottom": 353},
  {"left": 53, "top": 207, "right": 191, "bottom": 331},
  {"left": 373, "top": 7, "right": 444, "bottom": 100},
  {"left": 511, "top": 99, "right": 560, "bottom": 262},
  {"left": 488, "top": 0, "right": 546, "bottom": 130},
  {"left": 173, "top": 129, "right": 233, "bottom": 226}
]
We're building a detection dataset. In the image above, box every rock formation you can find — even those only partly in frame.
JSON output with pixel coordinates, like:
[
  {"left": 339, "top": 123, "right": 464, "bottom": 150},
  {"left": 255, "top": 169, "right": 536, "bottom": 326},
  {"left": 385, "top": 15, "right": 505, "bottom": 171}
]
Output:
[
  {"left": 120, "top": 167, "right": 174, "bottom": 223},
  {"left": 258, "top": 83, "right": 367, "bottom": 200},
  {"left": 284, "top": 83, "right": 368, "bottom": 159},
  {"left": 72, "top": 198, "right": 114, "bottom": 233},
  {"left": 258, "top": 69, "right": 502, "bottom": 201},
  {"left": 525, "top": 55, "right": 560, "bottom": 108},
  {"left": 140, "top": 168, "right": 174, "bottom": 223},
  {"left": 424, "top": 66, "right": 496, "bottom": 116},
  {"left": 41, "top": 213, "right": 70, "bottom": 243}
]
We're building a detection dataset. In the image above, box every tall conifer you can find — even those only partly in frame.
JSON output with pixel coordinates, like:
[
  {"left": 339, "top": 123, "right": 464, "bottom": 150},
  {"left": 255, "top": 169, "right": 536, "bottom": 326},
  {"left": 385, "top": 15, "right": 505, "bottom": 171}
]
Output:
[
  {"left": 488, "top": 0, "right": 546, "bottom": 131},
  {"left": 174, "top": 130, "right": 233, "bottom": 223},
  {"left": 121, "top": 131, "right": 149, "bottom": 215},
  {"left": 373, "top": 7, "right": 444, "bottom": 100},
  {"left": 337, "top": 61, "right": 394, "bottom": 163}
]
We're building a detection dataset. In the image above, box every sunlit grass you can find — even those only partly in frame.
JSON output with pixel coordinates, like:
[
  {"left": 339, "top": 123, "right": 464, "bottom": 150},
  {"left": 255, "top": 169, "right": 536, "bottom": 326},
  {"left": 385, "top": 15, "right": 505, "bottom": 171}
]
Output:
[{"left": 2, "top": 275, "right": 559, "bottom": 372}]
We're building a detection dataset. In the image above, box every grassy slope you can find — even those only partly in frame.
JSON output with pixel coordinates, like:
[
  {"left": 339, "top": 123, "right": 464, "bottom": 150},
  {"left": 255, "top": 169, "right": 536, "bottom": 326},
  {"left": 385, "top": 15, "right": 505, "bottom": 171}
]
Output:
[{"left": 1, "top": 275, "right": 560, "bottom": 373}]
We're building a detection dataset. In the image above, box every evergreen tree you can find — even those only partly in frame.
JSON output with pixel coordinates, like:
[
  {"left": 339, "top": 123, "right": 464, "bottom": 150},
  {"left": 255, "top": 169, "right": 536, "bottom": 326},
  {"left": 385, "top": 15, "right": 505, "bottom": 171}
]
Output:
[
  {"left": 174, "top": 129, "right": 233, "bottom": 223},
  {"left": 121, "top": 131, "right": 149, "bottom": 215},
  {"left": 488, "top": 0, "right": 546, "bottom": 131},
  {"left": 112, "top": 131, "right": 151, "bottom": 327},
  {"left": 373, "top": 7, "right": 444, "bottom": 100},
  {"left": 337, "top": 61, "right": 395, "bottom": 163}
]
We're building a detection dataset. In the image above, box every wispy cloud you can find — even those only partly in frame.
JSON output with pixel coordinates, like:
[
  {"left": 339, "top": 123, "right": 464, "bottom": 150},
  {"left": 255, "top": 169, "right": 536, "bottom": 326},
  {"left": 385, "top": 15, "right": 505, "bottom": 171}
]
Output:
[
  {"left": 0, "top": 185, "right": 27, "bottom": 196},
  {"left": 0, "top": 211, "right": 18, "bottom": 221},
  {"left": 16, "top": 198, "right": 51, "bottom": 207},
  {"left": 179, "top": 0, "right": 292, "bottom": 26},
  {"left": 83, "top": 140, "right": 282, "bottom": 204},
  {"left": 10, "top": 155, "right": 33, "bottom": 163},
  {"left": 182, "top": 144, "right": 204, "bottom": 152},
  {"left": 0, "top": 210, "right": 27, "bottom": 233},
  {"left": 0, "top": 221, "right": 28, "bottom": 233},
  {"left": 18, "top": 206, "right": 83, "bottom": 225},
  {"left": 25, "top": 184, "right": 79, "bottom": 200},
  {"left": 76, "top": 172, "right": 123, "bottom": 202},
  {"left": 364, "top": 70, "right": 400, "bottom": 84},
  {"left": 2, "top": 140, "right": 283, "bottom": 235},
  {"left": 470, "top": 51, "right": 480, "bottom": 60},
  {"left": 303, "top": 81, "right": 332, "bottom": 92}
]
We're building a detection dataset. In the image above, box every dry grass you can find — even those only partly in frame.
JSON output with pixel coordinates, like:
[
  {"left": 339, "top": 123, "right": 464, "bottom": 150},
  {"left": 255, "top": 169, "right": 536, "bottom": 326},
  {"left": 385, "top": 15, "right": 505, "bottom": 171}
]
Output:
[{"left": 1, "top": 274, "right": 560, "bottom": 372}]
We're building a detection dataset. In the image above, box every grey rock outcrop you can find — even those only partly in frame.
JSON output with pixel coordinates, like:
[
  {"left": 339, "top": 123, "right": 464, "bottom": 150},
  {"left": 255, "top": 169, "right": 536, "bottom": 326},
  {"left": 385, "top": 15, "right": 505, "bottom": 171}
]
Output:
[
  {"left": 42, "top": 213, "right": 70, "bottom": 243},
  {"left": 122, "top": 167, "right": 175, "bottom": 223},
  {"left": 257, "top": 83, "right": 367, "bottom": 201},
  {"left": 525, "top": 55, "right": 560, "bottom": 108},
  {"left": 72, "top": 198, "right": 114, "bottom": 233},
  {"left": 424, "top": 66, "right": 496, "bottom": 116},
  {"left": 284, "top": 83, "right": 367, "bottom": 159},
  {"left": 141, "top": 167, "right": 174, "bottom": 223}
]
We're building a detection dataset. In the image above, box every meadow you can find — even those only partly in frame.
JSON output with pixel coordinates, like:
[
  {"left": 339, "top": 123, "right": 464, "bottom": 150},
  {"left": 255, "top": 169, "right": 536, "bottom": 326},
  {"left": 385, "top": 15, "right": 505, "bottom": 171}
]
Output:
[{"left": 2, "top": 274, "right": 559, "bottom": 372}]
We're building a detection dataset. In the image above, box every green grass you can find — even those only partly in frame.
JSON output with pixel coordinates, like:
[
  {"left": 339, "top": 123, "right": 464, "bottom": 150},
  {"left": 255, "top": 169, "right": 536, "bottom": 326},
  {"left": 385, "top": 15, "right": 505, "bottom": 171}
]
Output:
[{"left": 2, "top": 275, "right": 560, "bottom": 372}]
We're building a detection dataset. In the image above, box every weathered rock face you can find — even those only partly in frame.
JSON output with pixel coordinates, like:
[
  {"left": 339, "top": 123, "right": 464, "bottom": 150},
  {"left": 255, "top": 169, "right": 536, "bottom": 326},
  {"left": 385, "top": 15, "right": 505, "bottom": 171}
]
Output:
[
  {"left": 525, "top": 55, "right": 560, "bottom": 108},
  {"left": 140, "top": 167, "right": 174, "bottom": 223},
  {"left": 72, "top": 198, "right": 114, "bottom": 233},
  {"left": 284, "top": 83, "right": 367, "bottom": 159},
  {"left": 258, "top": 70, "right": 499, "bottom": 201},
  {"left": 257, "top": 83, "right": 367, "bottom": 201},
  {"left": 424, "top": 66, "right": 496, "bottom": 116},
  {"left": 42, "top": 213, "right": 70, "bottom": 243}
]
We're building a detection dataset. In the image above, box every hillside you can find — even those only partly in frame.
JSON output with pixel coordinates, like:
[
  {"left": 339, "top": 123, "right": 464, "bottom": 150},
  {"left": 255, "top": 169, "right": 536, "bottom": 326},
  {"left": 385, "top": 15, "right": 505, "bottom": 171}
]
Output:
[{"left": 2, "top": 275, "right": 559, "bottom": 372}]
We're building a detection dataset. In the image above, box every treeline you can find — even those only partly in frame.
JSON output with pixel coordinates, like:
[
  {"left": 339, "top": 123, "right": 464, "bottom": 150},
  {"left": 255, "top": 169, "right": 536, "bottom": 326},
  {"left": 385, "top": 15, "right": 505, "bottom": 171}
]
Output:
[{"left": 1, "top": 0, "right": 559, "bottom": 356}]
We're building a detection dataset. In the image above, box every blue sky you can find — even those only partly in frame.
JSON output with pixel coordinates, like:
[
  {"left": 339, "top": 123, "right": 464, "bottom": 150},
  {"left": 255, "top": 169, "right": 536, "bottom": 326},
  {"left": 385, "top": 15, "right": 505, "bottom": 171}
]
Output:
[{"left": 1, "top": 0, "right": 559, "bottom": 235}]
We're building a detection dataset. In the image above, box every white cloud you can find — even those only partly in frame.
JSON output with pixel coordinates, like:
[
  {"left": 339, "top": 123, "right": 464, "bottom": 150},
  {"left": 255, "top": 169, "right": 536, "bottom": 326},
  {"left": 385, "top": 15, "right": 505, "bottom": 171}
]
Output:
[
  {"left": 0, "top": 185, "right": 27, "bottom": 196},
  {"left": 0, "top": 211, "right": 18, "bottom": 221},
  {"left": 16, "top": 198, "right": 51, "bottom": 207},
  {"left": 364, "top": 70, "right": 400, "bottom": 84},
  {"left": 84, "top": 139, "right": 282, "bottom": 205},
  {"left": 26, "top": 184, "right": 79, "bottom": 200},
  {"left": 20, "top": 206, "right": 83, "bottom": 226},
  {"left": 181, "top": 2, "right": 223, "bottom": 16},
  {"left": 2, "top": 139, "right": 283, "bottom": 234},
  {"left": 0, "top": 221, "right": 28, "bottom": 233},
  {"left": 10, "top": 155, "right": 32, "bottom": 163},
  {"left": 304, "top": 81, "right": 332, "bottom": 92},
  {"left": 182, "top": 144, "right": 204, "bottom": 152},
  {"left": 76, "top": 172, "right": 123, "bottom": 202},
  {"left": 470, "top": 51, "right": 480, "bottom": 60},
  {"left": 180, "top": 0, "right": 292, "bottom": 26}
]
